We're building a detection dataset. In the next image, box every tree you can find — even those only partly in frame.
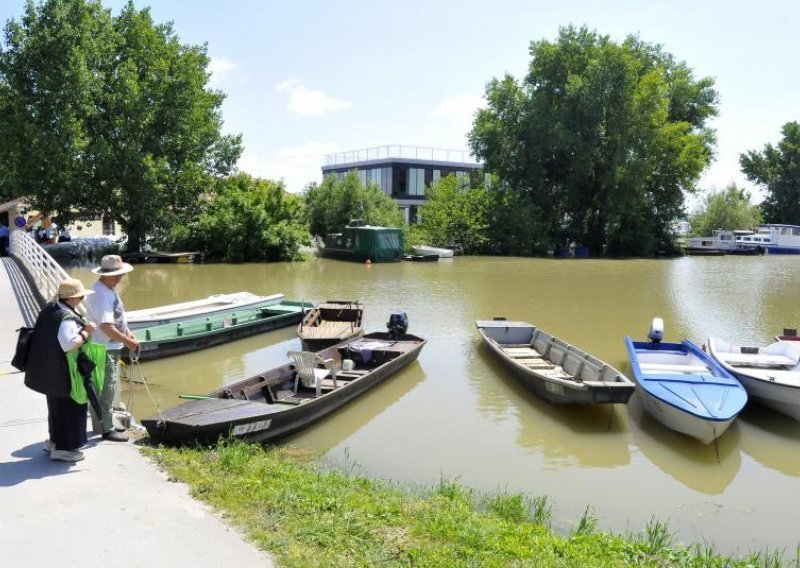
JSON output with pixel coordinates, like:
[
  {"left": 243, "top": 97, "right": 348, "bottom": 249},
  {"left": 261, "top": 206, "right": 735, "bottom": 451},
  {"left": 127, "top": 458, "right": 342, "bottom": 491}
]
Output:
[
  {"left": 160, "top": 173, "right": 311, "bottom": 262},
  {"left": 0, "top": 0, "right": 241, "bottom": 250},
  {"left": 740, "top": 121, "right": 800, "bottom": 225},
  {"left": 469, "top": 25, "right": 718, "bottom": 256},
  {"left": 689, "top": 184, "right": 762, "bottom": 236},
  {"left": 304, "top": 171, "right": 405, "bottom": 238},
  {"left": 414, "top": 174, "right": 491, "bottom": 254}
]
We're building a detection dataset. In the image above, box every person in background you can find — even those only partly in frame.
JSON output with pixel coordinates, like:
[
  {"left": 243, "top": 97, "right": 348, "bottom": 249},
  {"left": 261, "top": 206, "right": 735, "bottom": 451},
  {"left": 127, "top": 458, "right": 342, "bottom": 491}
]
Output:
[
  {"left": 84, "top": 255, "right": 139, "bottom": 441},
  {"left": 58, "top": 225, "right": 72, "bottom": 243},
  {"left": 0, "top": 221, "right": 8, "bottom": 256},
  {"left": 24, "top": 278, "right": 97, "bottom": 462}
]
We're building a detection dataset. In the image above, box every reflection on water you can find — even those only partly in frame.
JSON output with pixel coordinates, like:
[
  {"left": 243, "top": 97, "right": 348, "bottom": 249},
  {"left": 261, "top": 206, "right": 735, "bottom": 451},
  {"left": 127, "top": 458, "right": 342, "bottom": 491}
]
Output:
[
  {"left": 626, "top": 393, "right": 741, "bottom": 494},
  {"left": 66, "top": 256, "right": 800, "bottom": 554}
]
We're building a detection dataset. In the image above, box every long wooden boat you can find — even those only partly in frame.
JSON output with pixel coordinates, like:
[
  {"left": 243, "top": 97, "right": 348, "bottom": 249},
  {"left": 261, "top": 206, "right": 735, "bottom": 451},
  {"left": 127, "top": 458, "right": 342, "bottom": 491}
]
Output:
[
  {"left": 297, "top": 300, "right": 365, "bottom": 351},
  {"left": 624, "top": 322, "right": 747, "bottom": 444},
  {"left": 476, "top": 319, "right": 635, "bottom": 404},
  {"left": 708, "top": 337, "right": 800, "bottom": 420},
  {"left": 125, "top": 300, "right": 311, "bottom": 362},
  {"left": 127, "top": 292, "right": 284, "bottom": 330},
  {"left": 140, "top": 331, "right": 427, "bottom": 444}
]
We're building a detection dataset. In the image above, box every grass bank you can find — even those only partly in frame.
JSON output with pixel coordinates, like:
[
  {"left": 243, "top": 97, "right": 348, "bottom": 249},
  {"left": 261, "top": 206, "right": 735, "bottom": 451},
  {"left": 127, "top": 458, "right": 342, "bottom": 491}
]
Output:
[{"left": 144, "top": 440, "right": 794, "bottom": 567}]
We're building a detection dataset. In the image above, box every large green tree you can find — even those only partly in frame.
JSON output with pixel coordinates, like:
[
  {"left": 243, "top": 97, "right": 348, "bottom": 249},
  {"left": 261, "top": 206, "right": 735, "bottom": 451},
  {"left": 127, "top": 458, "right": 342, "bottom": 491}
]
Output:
[
  {"left": 740, "top": 121, "right": 800, "bottom": 225},
  {"left": 160, "top": 173, "right": 311, "bottom": 262},
  {"left": 414, "top": 174, "right": 491, "bottom": 254},
  {"left": 688, "top": 184, "right": 762, "bottom": 236},
  {"left": 469, "top": 25, "right": 718, "bottom": 256},
  {"left": 304, "top": 171, "right": 405, "bottom": 238},
  {"left": 0, "top": 0, "right": 241, "bottom": 250}
]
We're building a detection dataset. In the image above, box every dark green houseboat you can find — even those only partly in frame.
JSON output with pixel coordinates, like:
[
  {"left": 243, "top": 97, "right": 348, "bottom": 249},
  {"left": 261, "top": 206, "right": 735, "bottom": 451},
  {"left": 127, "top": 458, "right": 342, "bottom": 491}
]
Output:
[{"left": 321, "top": 225, "right": 404, "bottom": 263}]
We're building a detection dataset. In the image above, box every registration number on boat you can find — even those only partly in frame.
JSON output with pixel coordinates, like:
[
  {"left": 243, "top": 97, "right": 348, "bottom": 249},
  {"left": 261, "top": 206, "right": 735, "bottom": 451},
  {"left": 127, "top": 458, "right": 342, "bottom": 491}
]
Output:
[{"left": 232, "top": 419, "right": 272, "bottom": 436}]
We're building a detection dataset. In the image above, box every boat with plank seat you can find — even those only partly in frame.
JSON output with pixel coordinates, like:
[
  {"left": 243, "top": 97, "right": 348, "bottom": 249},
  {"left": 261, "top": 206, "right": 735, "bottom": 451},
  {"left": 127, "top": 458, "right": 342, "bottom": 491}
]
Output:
[
  {"left": 141, "top": 325, "right": 427, "bottom": 444},
  {"left": 707, "top": 337, "right": 800, "bottom": 420},
  {"left": 125, "top": 300, "right": 311, "bottom": 362},
  {"left": 475, "top": 318, "right": 635, "bottom": 404},
  {"left": 297, "top": 300, "right": 364, "bottom": 351},
  {"left": 624, "top": 318, "right": 747, "bottom": 444}
]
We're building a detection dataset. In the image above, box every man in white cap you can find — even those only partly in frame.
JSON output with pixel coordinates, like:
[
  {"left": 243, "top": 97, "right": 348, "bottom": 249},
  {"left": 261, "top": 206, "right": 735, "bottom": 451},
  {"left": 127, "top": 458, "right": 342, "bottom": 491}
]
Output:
[{"left": 84, "top": 254, "right": 140, "bottom": 441}]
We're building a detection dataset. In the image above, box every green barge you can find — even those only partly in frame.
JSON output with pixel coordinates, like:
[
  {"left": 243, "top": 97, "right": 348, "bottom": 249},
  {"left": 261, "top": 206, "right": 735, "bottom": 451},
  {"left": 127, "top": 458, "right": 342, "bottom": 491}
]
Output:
[{"left": 321, "top": 225, "right": 404, "bottom": 263}]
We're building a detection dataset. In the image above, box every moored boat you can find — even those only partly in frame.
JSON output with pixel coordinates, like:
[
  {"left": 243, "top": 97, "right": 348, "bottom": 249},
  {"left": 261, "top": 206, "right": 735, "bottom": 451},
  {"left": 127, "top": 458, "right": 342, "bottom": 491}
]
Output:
[
  {"left": 126, "top": 300, "right": 311, "bottom": 361},
  {"left": 141, "top": 328, "right": 427, "bottom": 444},
  {"left": 298, "top": 300, "right": 365, "bottom": 351},
  {"left": 707, "top": 337, "right": 800, "bottom": 420},
  {"left": 127, "top": 292, "right": 284, "bottom": 330},
  {"left": 412, "top": 245, "right": 454, "bottom": 258},
  {"left": 321, "top": 223, "right": 404, "bottom": 263},
  {"left": 624, "top": 319, "right": 747, "bottom": 444},
  {"left": 476, "top": 319, "right": 635, "bottom": 404}
]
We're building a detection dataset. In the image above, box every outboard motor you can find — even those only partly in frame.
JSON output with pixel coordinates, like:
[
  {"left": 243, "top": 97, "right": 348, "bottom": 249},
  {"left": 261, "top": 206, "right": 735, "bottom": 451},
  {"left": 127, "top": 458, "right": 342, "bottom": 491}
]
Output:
[
  {"left": 387, "top": 311, "right": 409, "bottom": 339},
  {"left": 648, "top": 317, "right": 664, "bottom": 343}
]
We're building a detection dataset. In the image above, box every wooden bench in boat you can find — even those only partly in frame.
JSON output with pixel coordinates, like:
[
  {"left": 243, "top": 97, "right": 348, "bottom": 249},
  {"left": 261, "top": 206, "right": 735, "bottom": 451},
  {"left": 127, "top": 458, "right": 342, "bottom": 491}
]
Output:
[
  {"left": 639, "top": 363, "right": 709, "bottom": 374},
  {"left": 301, "top": 321, "right": 359, "bottom": 339}
]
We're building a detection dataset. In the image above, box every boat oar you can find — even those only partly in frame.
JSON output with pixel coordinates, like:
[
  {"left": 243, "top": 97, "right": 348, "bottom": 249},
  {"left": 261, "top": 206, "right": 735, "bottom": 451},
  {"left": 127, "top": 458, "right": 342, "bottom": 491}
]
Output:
[{"left": 178, "top": 394, "right": 217, "bottom": 400}]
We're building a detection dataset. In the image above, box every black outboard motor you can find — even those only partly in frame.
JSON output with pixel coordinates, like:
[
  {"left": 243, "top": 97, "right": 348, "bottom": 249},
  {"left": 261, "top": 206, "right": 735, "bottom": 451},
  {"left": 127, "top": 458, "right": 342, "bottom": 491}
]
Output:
[{"left": 387, "top": 311, "right": 409, "bottom": 339}]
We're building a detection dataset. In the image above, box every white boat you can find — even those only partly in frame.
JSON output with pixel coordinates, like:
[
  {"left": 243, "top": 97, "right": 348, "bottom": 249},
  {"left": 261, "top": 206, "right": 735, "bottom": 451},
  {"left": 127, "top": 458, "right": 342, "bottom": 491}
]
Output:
[
  {"left": 737, "top": 224, "right": 800, "bottom": 254},
  {"left": 126, "top": 291, "right": 285, "bottom": 329},
  {"left": 707, "top": 337, "right": 800, "bottom": 420},
  {"left": 412, "top": 245, "right": 454, "bottom": 258},
  {"left": 624, "top": 319, "right": 747, "bottom": 444},
  {"left": 685, "top": 229, "right": 760, "bottom": 255}
]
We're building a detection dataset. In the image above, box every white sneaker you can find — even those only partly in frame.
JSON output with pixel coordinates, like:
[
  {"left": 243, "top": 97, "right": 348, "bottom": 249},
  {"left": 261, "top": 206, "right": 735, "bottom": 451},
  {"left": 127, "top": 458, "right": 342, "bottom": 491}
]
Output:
[
  {"left": 43, "top": 439, "right": 54, "bottom": 454},
  {"left": 50, "top": 449, "right": 85, "bottom": 462}
]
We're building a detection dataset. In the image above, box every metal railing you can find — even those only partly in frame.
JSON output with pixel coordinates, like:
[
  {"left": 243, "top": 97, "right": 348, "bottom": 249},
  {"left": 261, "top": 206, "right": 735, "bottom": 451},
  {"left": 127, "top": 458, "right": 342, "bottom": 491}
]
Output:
[
  {"left": 9, "top": 229, "right": 69, "bottom": 303},
  {"left": 324, "top": 145, "right": 477, "bottom": 166}
]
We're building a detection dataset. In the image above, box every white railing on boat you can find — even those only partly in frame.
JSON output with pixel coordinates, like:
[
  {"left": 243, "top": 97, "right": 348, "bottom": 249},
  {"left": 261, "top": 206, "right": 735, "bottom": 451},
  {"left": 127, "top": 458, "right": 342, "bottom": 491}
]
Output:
[{"left": 9, "top": 229, "right": 69, "bottom": 303}]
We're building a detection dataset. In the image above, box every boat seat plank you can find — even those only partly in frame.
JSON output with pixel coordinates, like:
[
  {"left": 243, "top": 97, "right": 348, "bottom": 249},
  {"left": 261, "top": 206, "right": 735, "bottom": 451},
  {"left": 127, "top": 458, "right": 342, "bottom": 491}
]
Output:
[
  {"left": 639, "top": 363, "right": 709, "bottom": 374},
  {"left": 336, "top": 370, "right": 369, "bottom": 378}
]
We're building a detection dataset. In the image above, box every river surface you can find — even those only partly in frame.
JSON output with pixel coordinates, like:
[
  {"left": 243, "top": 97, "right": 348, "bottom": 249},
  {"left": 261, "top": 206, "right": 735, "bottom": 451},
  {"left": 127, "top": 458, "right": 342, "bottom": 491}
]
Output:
[{"left": 69, "top": 256, "right": 800, "bottom": 555}]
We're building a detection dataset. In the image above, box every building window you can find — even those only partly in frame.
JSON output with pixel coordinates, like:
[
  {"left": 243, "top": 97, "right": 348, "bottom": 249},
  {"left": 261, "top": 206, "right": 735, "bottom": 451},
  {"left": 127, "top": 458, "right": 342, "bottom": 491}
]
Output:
[
  {"left": 409, "top": 168, "right": 425, "bottom": 196},
  {"left": 433, "top": 169, "right": 441, "bottom": 183},
  {"left": 381, "top": 167, "right": 392, "bottom": 195},
  {"left": 102, "top": 216, "right": 115, "bottom": 236}
]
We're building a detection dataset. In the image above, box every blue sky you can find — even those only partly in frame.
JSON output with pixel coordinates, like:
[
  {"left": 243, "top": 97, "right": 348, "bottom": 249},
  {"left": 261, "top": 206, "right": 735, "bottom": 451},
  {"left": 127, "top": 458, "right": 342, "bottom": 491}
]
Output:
[{"left": 2, "top": 1, "right": 798, "bottom": 204}]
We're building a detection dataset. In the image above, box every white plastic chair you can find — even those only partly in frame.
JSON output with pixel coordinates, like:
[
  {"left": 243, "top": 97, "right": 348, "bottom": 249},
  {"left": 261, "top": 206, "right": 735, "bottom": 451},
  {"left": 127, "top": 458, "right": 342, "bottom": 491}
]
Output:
[{"left": 287, "top": 351, "right": 337, "bottom": 397}]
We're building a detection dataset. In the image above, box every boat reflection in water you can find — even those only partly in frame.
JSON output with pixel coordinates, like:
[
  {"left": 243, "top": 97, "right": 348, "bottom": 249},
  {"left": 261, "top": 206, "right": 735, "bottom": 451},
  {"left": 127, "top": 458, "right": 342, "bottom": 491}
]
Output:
[
  {"left": 737, "top": 404, "right": 800, "bottom": 477},
  {"left": 475, "top": 347, "right": 631, "bottom": 469},
  {"left": 626, "top": 392, "right": 741, "bottom": 495}
]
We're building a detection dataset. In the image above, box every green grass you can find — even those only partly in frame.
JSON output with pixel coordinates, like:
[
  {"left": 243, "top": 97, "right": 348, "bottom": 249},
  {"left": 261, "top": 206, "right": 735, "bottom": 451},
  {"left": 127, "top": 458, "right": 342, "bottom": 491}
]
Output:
[{"left": 144, "top": 439, "right": 797, "bottom": 567}]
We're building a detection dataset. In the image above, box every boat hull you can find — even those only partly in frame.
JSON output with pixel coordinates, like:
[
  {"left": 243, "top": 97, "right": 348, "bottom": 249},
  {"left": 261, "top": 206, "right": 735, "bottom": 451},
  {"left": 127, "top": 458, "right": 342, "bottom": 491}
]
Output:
[
  {"left": 476, "top": 320, "right": 635, "bottom": 405},
  {"left": 624, "top": 337, "right": 747, "bottom": 444},
  {"left": 141, "top": 332, "right": 426, "bottom": 444},
  {"left": 297, "top": 301, "right": 365, "bottom": 351}
]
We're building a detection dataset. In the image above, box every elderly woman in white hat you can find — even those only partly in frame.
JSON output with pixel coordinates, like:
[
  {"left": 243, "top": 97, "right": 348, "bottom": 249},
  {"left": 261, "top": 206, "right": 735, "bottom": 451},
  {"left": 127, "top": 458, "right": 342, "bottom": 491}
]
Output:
[
  {"left": 84, "top": 255, "right": 139, "bottom": 442},
  {"left": 24, "top": 278, "right": 98, "bottom": 462}
]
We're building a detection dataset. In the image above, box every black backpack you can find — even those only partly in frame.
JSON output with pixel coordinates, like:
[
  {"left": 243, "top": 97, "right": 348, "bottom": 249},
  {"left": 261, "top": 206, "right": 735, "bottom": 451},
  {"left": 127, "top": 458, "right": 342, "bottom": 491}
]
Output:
[{"left": 11, "top": 327, "right": 34, "bottom": 372}]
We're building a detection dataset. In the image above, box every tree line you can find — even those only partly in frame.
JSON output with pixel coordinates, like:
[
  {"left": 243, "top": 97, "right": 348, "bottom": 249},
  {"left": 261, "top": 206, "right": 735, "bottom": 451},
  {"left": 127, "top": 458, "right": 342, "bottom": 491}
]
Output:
[{"left": 1, "top": 3, "right": 798, "bottom": 260}]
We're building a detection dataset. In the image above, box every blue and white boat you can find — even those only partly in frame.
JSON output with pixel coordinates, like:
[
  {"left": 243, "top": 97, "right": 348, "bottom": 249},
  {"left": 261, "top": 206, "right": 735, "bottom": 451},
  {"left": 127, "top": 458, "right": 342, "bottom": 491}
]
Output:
[
  {"left": 737, "top": 224, "right": 800, "bottom": 254},
  {"left": 624, "top": 319, "right": 748, "bottom": 444}
]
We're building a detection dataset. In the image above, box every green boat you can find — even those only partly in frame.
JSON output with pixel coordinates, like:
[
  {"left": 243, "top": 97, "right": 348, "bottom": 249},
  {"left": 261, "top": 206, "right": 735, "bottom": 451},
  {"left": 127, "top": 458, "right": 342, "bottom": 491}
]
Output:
[
  {"left": 125, "top": 300, "right": 311, "bottom": 362},
  {"left": 321, "top": 224, "right": 404, "bottom": 263}
]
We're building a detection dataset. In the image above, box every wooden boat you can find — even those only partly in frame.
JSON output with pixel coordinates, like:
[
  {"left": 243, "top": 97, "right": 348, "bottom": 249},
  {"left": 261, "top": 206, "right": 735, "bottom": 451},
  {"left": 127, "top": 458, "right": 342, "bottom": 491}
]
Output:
[
  {"left": 125, "top": 300, "right": 311, "bottom": 362},
  {"left": 122, "top": 251, "right": 200, "bottom": 264},
  {"left": 624, "top": 319, "right": 747, "bottom": 444},
  {"left": 476, "top": 319, "right": 635, "bottom": 404},
  {"left": 140, "top": 331, "right": 427, "bottom": 444},
  {"left": 127, "top": 292, "right": 285, "bottom": 330},
  {"left": 297, "top": 300, "right": 365, "bottom": 351},
  {"left": 707, "top": 337, "right": 800, "bottom": 420},
  {"left": 412, "top": 245, "right": 454, "bottom": 258}
]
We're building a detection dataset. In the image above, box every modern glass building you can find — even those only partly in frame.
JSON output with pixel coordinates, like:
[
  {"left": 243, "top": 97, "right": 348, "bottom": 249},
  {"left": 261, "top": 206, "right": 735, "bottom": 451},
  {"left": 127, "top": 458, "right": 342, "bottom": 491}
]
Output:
[{"left": 321, "top": 145, "right": 483, "bottom": 224}]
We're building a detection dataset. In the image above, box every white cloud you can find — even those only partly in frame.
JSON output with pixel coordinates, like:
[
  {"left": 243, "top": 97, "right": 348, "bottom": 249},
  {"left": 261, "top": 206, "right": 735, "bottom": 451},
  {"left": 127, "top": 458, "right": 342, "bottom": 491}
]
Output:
[
  {"left": 208, "top": 56, "right": 238, "bottom": 85},
  {"left": 275, "top": 79, "right": 351, "bottom": 116},
  {"left": 431, "top": 94, "right": 486, "bottom": 123},
  {"left": 238, "top": 142, "right": 339, "bottom": 193}
]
